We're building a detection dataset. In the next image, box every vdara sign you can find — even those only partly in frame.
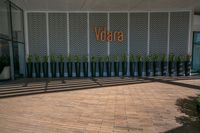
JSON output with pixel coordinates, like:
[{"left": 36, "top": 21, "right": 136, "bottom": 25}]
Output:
[{"left": 94, "top": 27, "right": 124, "bottom": 42}]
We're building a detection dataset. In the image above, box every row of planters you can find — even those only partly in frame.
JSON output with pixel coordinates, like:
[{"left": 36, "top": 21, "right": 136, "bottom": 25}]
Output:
[{"left": 26, "top": 54, "right": 192, "bottom": 78}]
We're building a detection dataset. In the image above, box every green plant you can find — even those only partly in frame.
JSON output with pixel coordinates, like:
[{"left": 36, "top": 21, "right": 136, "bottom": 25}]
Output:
[
  {"left": 145, "top": 55, "right": 151, "bottom": 62},
  {"left": 34, "top": 55, "right": 40, "bottom": 62},
  {"left": 152, "top": 54, "right": 160, "bottom": 62},
  {"left": 98, "top": 56, "right": 103, "bottom": 62},
  {"left": 114, "top": 55, "right": 119, "bottom": 62},
  {"left": 176, "top": 55, "right": 184, "bottom": 62},
  {"left": 67, "top": 55, "right": 72, "bottom": 62},
  {"left": 91, "top": 56, "right": 97, "bottom": 62},
  {"left": 82, "top": 55, "right": 88, "bottom": 62},
  {"left": 130, "top": 55, "right": 134, "bottom": 62},
  {"left": 185, "top": 54, "right": 192, "bottom": 62},
  {"left": 57, "top": 55, "right": 64, "bottom": 62},
  {"left": 50, "top": 55, "right": 56, "bottom": 62},
  {"left": 27, "top": 55, "right": 33, "bottom": 63},
  {"left": 137, "top": 55, "right": 143, "bottom": 62},
  {"left": 169, "top": 53, "right": 175, "bottom": 62},
  {"left": 43, "top": 55, "right": 49, "bottom": 63},
  {"left": 104, "top": 56, "right": 110, "bottom": 62},
  {"left": 161, "top": 54, "right": 167, "bottom": 62},
  {"left": 74, "top": 55, "right": 80, "bottom": 62},
  {"left": 121, "top": 54, "right": 127, "bottom": 62}
]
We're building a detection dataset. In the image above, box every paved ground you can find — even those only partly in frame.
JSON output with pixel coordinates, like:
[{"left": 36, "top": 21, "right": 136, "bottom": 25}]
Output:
[{"left": 0, "top": 77, "right": 200, "bottom": 133}]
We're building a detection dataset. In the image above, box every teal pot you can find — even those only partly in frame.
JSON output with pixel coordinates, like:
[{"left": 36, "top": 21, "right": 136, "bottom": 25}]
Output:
[
  {"left": 26, "top": 62, "right": 33, "bottom": 78},
  {"left": 83, "top": 62, "right": 88, "bottom": 77},
  {"left": 51, "top": 62, "right": 57, "bottom": 78},
  {"left": 153, "top": 61, "right": 160, "bottom": 76},
  {"left": 98, "top": 62, "right": 104, "bottom": 77},
  {"left": 91, "top": 62, "right": 96, "bottom": 77},
  {"left": 168, "top": 61, "right": 175, "bottom": 76},
  {"left": 185, "top": 61, "right": 191, "bottom": 76},
  {"left": 129, "top": 62, "right": 135, "bottom": 77},
  {"left": 177, "top": 61, "right": 184, "bottom": 76},
  {"left": 106, "top": 62, "right": 112, "bottom": 77},
  {"left": 59, "top": 62, "right": 64, "bottom": 77},
  {"left": 34, "top": 62, "right": 41, "bottom": 78},
  {"left": 42, "top": 62, "right": 48, "bottom": 78},
  {"left": 67, "top": 62, "right": 73, "bottom": 77},
  {"left": 138, "top": 61, "right": 142, "bottom": 77},
  {"left": 75, "top": 62, "right": 81, "bottom": 77},
  {"left": 161, "top": 61, "right": 167, "bottom": 76},
  {"left": 114, "top": 62, "right": 119, "bottom": 77},
  {"left": 145, "top": 61, "right": 150, "bottom": 76},
  {"left": 122, "top": 62, "right": 127, "bottom": 76}
]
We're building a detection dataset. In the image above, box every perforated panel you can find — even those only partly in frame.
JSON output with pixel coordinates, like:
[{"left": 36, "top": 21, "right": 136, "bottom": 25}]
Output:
[
  {"left": 69, "top": 13, "right": 87, "bottom": 56},
  {"left": 150, "top": 12, "right": 168, "bottom": 55},
  {"left": 110, "top": 13, "right": 128, "bottom": 57},
  {"left": 49, "top": 13, "right": 67, "bottom": 55},
  {"left": 90, "top": 13, "right": 108, "bottom": 56},
  {"left": 170, "top": 12, "right": 189, "bottom": 55},
  {"left": 130, "top": 13, "right": 148, "bottom": 56},
  {"left": 28, "top": 13, "right": 47, "bottom": 56}
]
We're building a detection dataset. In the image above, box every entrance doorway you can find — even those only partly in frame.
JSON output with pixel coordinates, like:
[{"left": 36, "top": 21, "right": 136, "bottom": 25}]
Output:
[{"left": 192, "top": 32, "right": 200, "bottom": 70}]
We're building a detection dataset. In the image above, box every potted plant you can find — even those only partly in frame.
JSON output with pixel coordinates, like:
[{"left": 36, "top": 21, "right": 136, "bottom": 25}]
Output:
[
  {"left": 176, "top": 55, "right": 184, "bottom": 76},
  {"left": 185, "top": 54, "right": 191, "bottom": 76},
  {"left": 129, "top": 54, "right": 135, "bottom": 77},
  {"left": 121, "top": 54, "right": 127, "bottom": 76},
  {"left": 0, "top": 55, "right": 10, "bottom": 80},
  {"left": 98, "top": 56, "right": 104, "bottom": 77},
  {"left": 152, "top": 54, "right": 160, "bottom": 76},
  {"left": 145, "top": 55, "right": 151, "bottom": 76},
  {"left": 74, "top": 55, "right": 81, "bottom": 77},
  {"left": 105, "top": 56, "right": 112, "bottom": 77},
  {"left": 114, "top": 55, "right": 119, "bottom": 77},
  {"left": 82, "top": 55, "right": 88, "bottom": 77},
  {"left": 26, "top": 55, "right": 33, "bottom": 78},
  {"left": 91, "top": 56, "right": 97, "bottom": 77},
  {"left": 168, "top": 53, "right": 175, "bottom": 76},
  {"left": 50, "top": 55, "right": 57, "bottom": 78},
  {"left": 161, "top": 54, "right": 167, "bottom": 76},
  {"left": 67, "top": 55, "right": 73, "bottom": 77},
  {"left": 34, "top": 55, "right": 41, "bottom": 78},
  {"left": 137, "top": 55, "right": 143, "bottom": 77},
  {"left": 58, "top": 55, "right": 64, "bottom": 77},
  {"left": 42, "top": 55, "right": 49, "bottom": 78}
]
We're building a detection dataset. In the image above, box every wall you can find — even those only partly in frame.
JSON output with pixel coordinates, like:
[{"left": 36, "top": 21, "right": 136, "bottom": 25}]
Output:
[{"left": 193, "top": 15, "right": 200, "bottom": 31}]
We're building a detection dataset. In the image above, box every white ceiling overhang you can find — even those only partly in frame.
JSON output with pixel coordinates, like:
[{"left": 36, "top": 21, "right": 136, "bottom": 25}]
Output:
[{"left": 11, "top": 0, "right": 200, "bottom": 12}]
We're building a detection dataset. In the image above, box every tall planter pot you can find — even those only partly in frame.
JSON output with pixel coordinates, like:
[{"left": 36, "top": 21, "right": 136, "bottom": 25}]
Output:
[
  {"left": 75, "top": 62, "right": 81, "bottom": 77},
  {"left": 138, "top": 61, "right": 142, "bottom": 77},
  {"left": 51, "top": 62, "right": 57, "bottom": 78},
  {"left": 161, "top": 61, "right": 167, "bottom": 76},
  {"left": 34, "top": 62, "right": 41, "bottom": 78},
  {"left": 145, "top": 61, "right": 150, "bottom": 76},
  {"left": 122, "top": 62, "right": 127, "bottom": 76},
  {"left": 106, "top": 61, "right": 112, "bottom": 77},
  {"left": 114, "top": 62, "right": 119, "bottom": 77},
  {"left": 185, "top": 61, "right": 191, "bottom": 76},
  {"left": 153, "top": 61, "right": 160, "bottom": 76},
  {"left": 26, "top": 62, "right": 33, "bottom": 78},
  {"left": 177, "top": 61, "right": 184, "bottom": 76},
  {"left": 129, "top": 62, "right": 135, "bottom": 77},
  {"left": 83, "top": 62, "right": 88, "bottom": 77},
  {"left": 58, "top": 62, "right": 64, "bottom": 77},
  {"left": 91, "top": 62, "right": 96, "bottom": 77},
  {"left": 168, "top": 61, "right": 175, "bottom": 76},
  {"left": 67, "top": 62, "right": 73, "bottom": 77},
  {"left": 98, "top": 62, "right": 104, "bottom": 77},
  {"left": 42, "top": 62, "right": 48, "bottom": 78}
]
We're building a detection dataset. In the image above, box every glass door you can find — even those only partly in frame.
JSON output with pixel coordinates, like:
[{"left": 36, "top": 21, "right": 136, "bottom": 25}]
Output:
[{"left": 192, "top": 32, "right": 200, "bottom": 70}]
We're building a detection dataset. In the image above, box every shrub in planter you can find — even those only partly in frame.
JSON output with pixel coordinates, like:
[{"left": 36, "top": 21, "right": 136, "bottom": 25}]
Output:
[
  {"left": 34, "top": 55, "right": 41, "bottom": 78},
  {"left": 91, "top": 56, "right": 97, "bottom": 77},
  {"left": 145, "top": 55, "right": 151, "bottom": 76},
  {"left": 50, "top": 55, "right": 57, "bottom": 78},
  {"left": 152, "top": 54, "right": 160, "bottom": 76},
  {"left": 161, "top": 54, "right": 167, "bottom": 76},
  {"left": 176, "top": 55, "right": 184, "bottom": 76},
  {"left": 169, "top": 54, "right": 175, "bottom": 76},
  {"left": 105, "top": 56, "right": 112, "bottom": 77},
  {"left": 98, "top": 56, "right": 104, "bottom": 77},
  {"left": 129, "top": 55, "right": 135, "bottom": 77},
  {"left": 137, "top": 55, "right": 143, "bottom": 77},
  {"left": 26, "top": 55, "right": 33, "bottom": 78},
  {"left": 67, "top": 55, "right": 73, "bottom": 77},
  {"left": 58, "top": 55, "right": 64, "bottom": 77},
  {"left": 74, "top": 55, "right": 81, "bottom": 77},
  {"left": 196, "top": 94, "right": 200, "bottom": 112},
  {"left": 42, "top": 55, "right": 49, "bottom": 78},
  {"left": 121, "top": 54, "right": 127, "bottom": 76},
  {"left": 0, "top": 55, "right": 10, "bottom": 73},
  {"left": 114, "top": 55, "right": 120, "bottom": 77},
  {"left": 82, "top": 55, "right": 88, "bottom": 77},
  {"left": 185, "top": 54, "right": 191, "bottom": 76}
]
